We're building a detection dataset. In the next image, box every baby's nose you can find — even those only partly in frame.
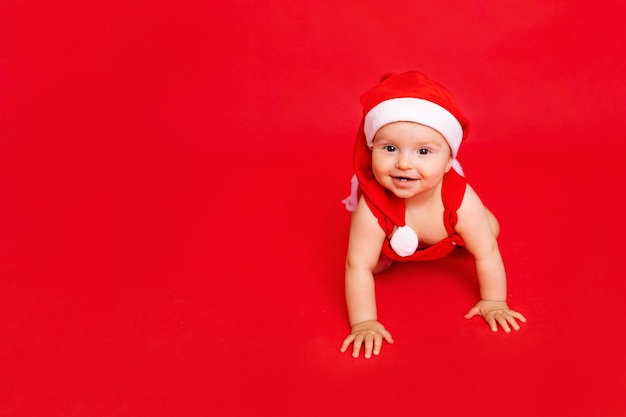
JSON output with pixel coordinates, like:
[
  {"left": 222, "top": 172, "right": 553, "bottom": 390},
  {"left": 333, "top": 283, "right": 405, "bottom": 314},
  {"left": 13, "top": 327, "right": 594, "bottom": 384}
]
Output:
[{"left": 395, "top": 153, "right": 413, "bottom": 169}]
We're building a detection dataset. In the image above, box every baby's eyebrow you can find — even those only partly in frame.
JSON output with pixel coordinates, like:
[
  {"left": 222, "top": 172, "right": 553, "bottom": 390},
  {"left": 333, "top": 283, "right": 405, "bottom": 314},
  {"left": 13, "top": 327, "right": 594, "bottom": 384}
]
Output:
[
  {"left": 416, "top": 139, "right": 446, "bottom": 147},
  {"left": 373, "top": 138, "right": 397, "bottom": 145}
]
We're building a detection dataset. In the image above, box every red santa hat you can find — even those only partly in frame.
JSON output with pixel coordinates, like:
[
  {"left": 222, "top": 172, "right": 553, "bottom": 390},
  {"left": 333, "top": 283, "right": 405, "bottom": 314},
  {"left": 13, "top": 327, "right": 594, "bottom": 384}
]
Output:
[
  {"left": 361, "top": 71, "right": 469, "bottom": 157},
  {"left": 346, "top": 71, "right": 470, "bottom": 246}
]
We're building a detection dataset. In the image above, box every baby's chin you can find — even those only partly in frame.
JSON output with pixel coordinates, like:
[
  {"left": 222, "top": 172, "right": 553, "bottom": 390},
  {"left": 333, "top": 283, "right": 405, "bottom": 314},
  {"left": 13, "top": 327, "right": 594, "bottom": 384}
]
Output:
[{"left": 383, "top": 186, "right": 419, "bottom": 199}]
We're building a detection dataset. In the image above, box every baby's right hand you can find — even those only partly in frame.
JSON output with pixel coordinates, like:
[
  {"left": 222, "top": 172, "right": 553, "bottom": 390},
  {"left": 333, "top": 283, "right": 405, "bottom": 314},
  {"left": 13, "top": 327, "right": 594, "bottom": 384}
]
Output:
[{"left": 340, "top": 320, "right": 394, "bottom": 359}]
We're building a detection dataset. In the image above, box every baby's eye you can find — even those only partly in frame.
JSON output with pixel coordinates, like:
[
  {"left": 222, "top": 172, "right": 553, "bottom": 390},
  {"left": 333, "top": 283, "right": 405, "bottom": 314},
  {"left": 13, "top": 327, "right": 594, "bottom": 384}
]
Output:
[
  {"left": 384, "top": 145, "right": 397, "bottom": 152},
  {"left": 418, "top": 148, "right": 431, "bottom": 155}
]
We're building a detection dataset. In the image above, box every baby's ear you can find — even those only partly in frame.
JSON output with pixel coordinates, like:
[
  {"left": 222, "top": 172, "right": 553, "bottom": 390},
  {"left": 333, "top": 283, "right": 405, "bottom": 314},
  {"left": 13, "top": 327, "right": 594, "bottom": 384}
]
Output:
[{"left": 445, "top": 154, "right": 454, "bottom": 173}]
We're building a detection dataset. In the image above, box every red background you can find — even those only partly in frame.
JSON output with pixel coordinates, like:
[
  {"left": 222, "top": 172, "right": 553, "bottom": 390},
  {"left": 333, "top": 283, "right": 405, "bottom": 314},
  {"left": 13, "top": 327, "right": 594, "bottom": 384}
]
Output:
[{"left": 1, "top": 1, "right": 626, "bottom": 415}]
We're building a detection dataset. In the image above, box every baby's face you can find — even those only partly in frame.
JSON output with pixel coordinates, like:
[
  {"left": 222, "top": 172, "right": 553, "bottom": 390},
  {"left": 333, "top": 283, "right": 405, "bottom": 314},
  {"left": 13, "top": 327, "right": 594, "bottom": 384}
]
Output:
[{"left": 371, "top": 121, "right": 453, "bottom": 200}]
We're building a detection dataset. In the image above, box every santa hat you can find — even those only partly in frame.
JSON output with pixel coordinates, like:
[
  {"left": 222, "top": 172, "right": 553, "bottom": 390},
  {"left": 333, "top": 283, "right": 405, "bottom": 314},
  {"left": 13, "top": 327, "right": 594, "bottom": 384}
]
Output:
[
  {"left": 344, "top": 71, "right": 470, "bottom": 256},
  {"left": 361, "top": 71, "right": 469, "bottom": 157}
]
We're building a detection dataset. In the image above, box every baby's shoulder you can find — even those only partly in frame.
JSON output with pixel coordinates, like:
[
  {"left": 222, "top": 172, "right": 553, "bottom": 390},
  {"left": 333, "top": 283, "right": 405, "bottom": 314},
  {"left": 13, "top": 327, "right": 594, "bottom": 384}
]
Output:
[{"left": 457, "top": 183, "right": 491, "bottom": 222}]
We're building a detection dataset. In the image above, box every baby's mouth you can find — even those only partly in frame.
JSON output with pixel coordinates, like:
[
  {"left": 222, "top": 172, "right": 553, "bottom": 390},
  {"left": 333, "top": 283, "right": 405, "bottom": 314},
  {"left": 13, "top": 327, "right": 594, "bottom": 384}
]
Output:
[{"left": 394, "top": 176, "right": 416, "bottom": 182}]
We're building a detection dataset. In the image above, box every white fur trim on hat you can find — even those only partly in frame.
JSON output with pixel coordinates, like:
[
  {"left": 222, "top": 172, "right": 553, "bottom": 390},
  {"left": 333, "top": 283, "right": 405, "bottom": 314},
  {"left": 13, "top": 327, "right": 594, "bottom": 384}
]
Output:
[{"left": 364, "top": 97, "right": 463, "bottom": 157}]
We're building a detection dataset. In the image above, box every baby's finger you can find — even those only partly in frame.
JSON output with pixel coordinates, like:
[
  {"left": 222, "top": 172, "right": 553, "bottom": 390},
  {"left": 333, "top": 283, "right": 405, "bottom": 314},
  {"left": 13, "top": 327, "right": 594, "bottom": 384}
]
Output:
[
  {"left": 363, "top": 334, "right": 375, "bottom": 359},
  {"left": 495, "top": 314, "right": 511, "bottom": 332},
  {"left": 382, "top": 329, "right": 395, "bottom": 344},
  {"left": 373, "top": 334, "right": 384, "bottom": 356},
  {"left": 486, "top": 316, "right": 498, "bottom": 332},
  {"left": 464, "top": 305, "right": 480, "bottom": 319},
  {"left": 509, "top": 310, "right": 527, "bottom": 323},
  {"left": 505, "top": 314, "right": 521, "bottom": 331},
  {"left": 340, "top": 335, "right": 355, "bottom": 353},
  {"left": 352, "top": 334, "right": 364, "bottom": 358}
]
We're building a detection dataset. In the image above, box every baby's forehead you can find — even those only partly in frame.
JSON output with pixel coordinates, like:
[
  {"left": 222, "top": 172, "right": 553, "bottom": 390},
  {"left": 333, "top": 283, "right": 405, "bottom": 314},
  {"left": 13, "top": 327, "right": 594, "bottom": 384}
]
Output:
[{"left": 373, "top": 121, "right": 448, "bottom": 142}]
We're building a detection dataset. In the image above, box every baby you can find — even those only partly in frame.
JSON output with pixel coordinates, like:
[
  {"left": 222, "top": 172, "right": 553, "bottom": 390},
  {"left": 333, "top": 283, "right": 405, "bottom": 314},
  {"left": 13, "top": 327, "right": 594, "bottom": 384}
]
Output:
[{"left": 340, "top": 71, "right": 526, "bottom": 359}]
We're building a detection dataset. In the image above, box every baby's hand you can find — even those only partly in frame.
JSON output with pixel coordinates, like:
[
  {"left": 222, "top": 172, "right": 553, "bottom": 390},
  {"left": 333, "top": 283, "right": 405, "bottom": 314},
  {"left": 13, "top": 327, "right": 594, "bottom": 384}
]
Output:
[
  {"left": 465, "top": 300, "right": 527, "bottom": 332},
  {"left": 340, "top": 320, "right": 394, "bottom": 359}
]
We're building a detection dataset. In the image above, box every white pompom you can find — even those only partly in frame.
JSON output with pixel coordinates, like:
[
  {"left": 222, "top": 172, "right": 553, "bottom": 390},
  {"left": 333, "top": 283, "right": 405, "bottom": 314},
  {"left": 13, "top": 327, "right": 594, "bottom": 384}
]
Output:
[{"left": 389, "top": 225, "right": 419, "bottom": 257}]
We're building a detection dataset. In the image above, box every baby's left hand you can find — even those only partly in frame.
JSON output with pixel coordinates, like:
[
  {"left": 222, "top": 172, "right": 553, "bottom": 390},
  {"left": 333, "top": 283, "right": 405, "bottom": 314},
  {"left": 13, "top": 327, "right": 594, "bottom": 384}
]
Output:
[{"left": 465, "top": 300, "right": 526, "bottom": 332}]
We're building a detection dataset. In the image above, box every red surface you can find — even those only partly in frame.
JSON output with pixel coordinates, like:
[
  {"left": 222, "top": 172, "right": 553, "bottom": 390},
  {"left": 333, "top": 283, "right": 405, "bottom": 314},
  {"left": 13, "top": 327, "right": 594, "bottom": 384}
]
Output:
[{"left": 1, "top": 1, "right": 626, "bottom": 416}]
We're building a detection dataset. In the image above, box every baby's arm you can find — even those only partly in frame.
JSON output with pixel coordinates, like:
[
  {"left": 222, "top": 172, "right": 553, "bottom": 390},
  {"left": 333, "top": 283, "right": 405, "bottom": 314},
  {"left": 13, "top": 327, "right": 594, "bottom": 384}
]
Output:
[
  {"left": 340, "top": 197, "right": 394, "bottom": 358},
  {"left": 456, "top": 185, "right": 526, "bottom": 332}
]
